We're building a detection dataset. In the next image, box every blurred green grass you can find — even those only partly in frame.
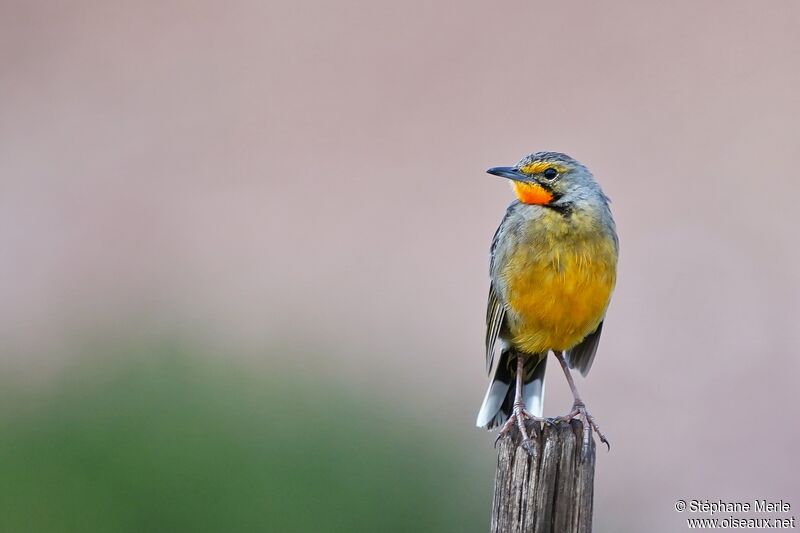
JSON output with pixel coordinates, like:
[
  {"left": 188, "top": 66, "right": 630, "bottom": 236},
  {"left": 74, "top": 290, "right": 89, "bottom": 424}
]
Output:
[{"left": 0, "top": 341, "right": 489, "bottom": 533}]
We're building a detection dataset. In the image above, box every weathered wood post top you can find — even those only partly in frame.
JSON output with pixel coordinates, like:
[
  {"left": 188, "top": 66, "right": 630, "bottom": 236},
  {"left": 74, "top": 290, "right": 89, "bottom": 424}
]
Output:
[{"left": 490, "top": 420, "right": 596, "bottom": 533}]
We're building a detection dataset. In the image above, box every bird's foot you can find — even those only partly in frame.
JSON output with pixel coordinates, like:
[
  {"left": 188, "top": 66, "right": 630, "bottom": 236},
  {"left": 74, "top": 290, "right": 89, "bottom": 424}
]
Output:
[
  {"left": 494, "top": 401, "right": 544, "bottom": 455},
  {"left": 548, "top": 402, "right": 609, "bottom": 458}
]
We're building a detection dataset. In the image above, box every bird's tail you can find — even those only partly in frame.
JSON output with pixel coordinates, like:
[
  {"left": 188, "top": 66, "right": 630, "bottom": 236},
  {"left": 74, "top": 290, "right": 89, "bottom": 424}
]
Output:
[{"left": 475, "top": 350, "right": 547, "bottom": 429}]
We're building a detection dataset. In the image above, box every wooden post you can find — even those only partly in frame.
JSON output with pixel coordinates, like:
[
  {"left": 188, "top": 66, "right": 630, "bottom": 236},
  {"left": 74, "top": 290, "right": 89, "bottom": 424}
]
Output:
[{"left": 490, "top": 420, "right": 596, "bottom": 533}]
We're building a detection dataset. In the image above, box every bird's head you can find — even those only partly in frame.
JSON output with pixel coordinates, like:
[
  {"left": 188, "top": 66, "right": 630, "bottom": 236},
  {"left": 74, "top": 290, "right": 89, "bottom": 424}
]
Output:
[{"left": 487, "top": 152, "right": 604, "bottom": 208}]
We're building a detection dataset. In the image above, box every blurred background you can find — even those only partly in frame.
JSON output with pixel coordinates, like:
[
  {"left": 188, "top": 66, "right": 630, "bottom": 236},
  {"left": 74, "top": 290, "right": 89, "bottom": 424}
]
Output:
[{"left": 1, "top": 1, "right": 799, "bottom": 531}]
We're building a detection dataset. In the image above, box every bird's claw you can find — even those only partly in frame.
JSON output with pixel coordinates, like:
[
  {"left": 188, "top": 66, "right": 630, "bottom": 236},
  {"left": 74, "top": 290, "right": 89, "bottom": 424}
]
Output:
[
  {"left": 545, "top": 416, "right": 569, "bottom": 427},
  {"left": 494, "top": 404, "right": 543, "bottom": 455},
  {"left": 520, "top": 436, "right": 536, "bottom": 455},
  {"left": 558, "top": 402, "right": 610, "bottom": 459},
  {"left": 597, "top": 431, "right": 611, "bottom": 452},
  {"left": 493, "top": 432, "right": 504, "bottom": 449}
]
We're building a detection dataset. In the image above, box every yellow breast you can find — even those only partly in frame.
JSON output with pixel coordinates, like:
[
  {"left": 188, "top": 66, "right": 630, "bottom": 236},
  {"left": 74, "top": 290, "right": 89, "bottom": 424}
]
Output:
[{"left": 501, "top": 211, "right": 617, "bottom": 353}]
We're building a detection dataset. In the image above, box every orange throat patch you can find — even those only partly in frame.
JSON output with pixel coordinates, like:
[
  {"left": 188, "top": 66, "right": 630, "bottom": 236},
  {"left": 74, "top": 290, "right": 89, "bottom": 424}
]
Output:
[{"left": 512, "top": 181, "right": 554, "bottom": 205}]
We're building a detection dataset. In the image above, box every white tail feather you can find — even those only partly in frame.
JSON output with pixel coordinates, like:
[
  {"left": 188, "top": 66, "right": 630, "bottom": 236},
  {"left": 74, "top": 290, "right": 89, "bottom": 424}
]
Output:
[
  {"left": 522, "top": 373, "right": 545, "bottom": 418},
  {"left": 476, "top": 353, "right": 547, "bottom": 429},
  {"left": 475, "top": 379, "right": 510, "bottom": 427}
]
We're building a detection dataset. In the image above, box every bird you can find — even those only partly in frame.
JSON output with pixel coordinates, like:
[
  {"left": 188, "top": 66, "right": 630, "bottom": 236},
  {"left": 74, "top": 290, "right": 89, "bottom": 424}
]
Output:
[{"left": 475, "top": 151, "right": 618, "bottom": 455}]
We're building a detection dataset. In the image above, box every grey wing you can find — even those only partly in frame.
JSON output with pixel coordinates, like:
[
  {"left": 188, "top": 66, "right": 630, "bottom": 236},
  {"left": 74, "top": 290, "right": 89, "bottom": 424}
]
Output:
[
  {"left": 565, "top": 321, "right": 604, "bottom": 377},
  {"left": 485, "top": 207, "right": 516, "bottom": 374},
  {"left": 485, "top": 283, "right": 505, "bottom": 374}
]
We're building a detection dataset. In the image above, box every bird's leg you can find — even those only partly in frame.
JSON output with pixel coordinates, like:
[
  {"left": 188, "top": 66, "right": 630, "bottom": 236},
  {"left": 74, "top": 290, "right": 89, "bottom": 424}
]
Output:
[
  {"left": 552, "top": 351, "right": 610, "bottom": 456},
  {"left": 494, "top": 355, "right": 543, "bottom": 455}
]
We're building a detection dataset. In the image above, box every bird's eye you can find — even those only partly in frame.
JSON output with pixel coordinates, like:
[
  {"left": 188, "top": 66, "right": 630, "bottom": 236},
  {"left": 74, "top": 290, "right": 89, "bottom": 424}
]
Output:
[{"left": 543, "top": 167, "right": 559, "bottom": 180}]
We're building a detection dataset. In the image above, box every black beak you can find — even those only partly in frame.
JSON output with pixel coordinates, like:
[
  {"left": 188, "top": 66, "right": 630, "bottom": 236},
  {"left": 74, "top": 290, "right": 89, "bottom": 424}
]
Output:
[{"left": 486, "top": 166, "right": 530, "bottom": 182}]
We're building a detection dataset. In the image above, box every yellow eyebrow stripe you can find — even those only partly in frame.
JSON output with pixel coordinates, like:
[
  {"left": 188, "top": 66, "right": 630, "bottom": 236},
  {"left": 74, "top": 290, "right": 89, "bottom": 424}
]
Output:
[{"left": 519, "top": 162, "right": 568, "bottom": 175}]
